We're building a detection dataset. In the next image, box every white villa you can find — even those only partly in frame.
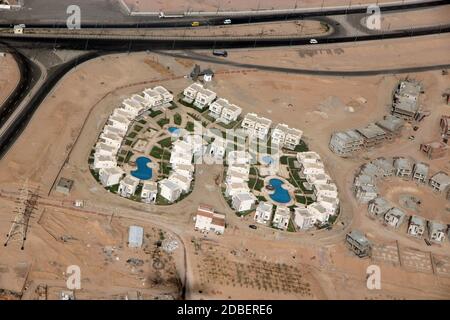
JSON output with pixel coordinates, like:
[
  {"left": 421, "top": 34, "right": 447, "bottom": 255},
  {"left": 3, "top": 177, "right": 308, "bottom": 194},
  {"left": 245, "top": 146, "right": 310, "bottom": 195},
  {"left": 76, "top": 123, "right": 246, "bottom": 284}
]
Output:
[
  {"left": 93, "top": 154, "right": 117, "bottom": 170},
  {"left": 108, "top": 114, "right": 130, "bottom": 132},
  {"left": 99, "top": 132, "right": 123, "bottom": 150},
  {"left": 225, "top": 182, "right": 249, "bottom": 197},
  {"left": 209, "top": 98, "right": 242, "bottom": 124},
  {"left": 118, "top": 175, "right": 140, "bottom": 198},
  {"left": 294, "top": 206, "right": 315, "bottom": 230},
  {"left": 272, "top": 206, "right": 291, "bottom": 230},
  {"left": 254, "top": 202, "right": 273, "bottom": 225},
  {"left": 183, "top": 83, "right": 204, "bottom": 103},
  {"left": 306, "top": 202, "right": 329, "bottom": 224},
  {"left": 314, "top": 182, "right": 338, "bottom": 199},
  {"left": 232, "top": 192, "right": 256, "bottom": 212},
  {"left": 113, "top": 106, "right": 136, "bottom": 120},
  {"left": 271, "top": 123, "right": 303, "bottom": 150},
  {"left": 122, "top": 98, "right": 144, "bottom": 118},
  {"left": 103, "top": 124, "right": 127, "bottom": 138},
  {"left": 185, "top": 134, "right": 206, "bottom": 156},
  {"left": 131, "top": 93, "right": 150, "bottom": 109},
  {"left": 168, "top": 172, "right": 192, "bottom": 193},
  {"left": 159, "top": 179, "right": 182, "bottom": 203},
  {"left": 143, "top": 88, "right": 164, "bottom": 107},
  {"left": 141, "top": 181, "right": 158, "bottom": 204},
  {"left": 227, "top": 150, "right": 251, "bottom": 165},
  {"left": 194, "top": 204, "right": 226, "bottom": 235},
  {"left": 241, "top": 113, "right": 272, "bottom": 140},
  {"left": 99, "top": 166, "right": 124, "bottom": 187},
  {"left": 172, "top": 163, "right": 195, "bottom": 178},
  {"left": 153, "top": 86, "right": 173, "bottom": 105},
  {"left": 206, "top": 137, "right": 227, "bottom": 159},
  {"left": 226, "top": 169, "right": 249, "bottom": 184},
  {"left": 95, "top": 143, "right": 118, "bottom": 157},
  {"left": 194, "top": 87, "right": 217, "bottom": 110}
]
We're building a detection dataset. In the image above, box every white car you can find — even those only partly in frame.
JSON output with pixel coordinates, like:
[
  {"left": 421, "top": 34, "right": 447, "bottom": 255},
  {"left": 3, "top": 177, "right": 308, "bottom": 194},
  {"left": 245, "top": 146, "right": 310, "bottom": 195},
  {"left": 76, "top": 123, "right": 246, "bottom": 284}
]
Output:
[
  {"left": 309, "top": 39, "right": 318, "bottom": 44},
  {"left": 224, "top": 19, "right": 232, "bottom": 25}
]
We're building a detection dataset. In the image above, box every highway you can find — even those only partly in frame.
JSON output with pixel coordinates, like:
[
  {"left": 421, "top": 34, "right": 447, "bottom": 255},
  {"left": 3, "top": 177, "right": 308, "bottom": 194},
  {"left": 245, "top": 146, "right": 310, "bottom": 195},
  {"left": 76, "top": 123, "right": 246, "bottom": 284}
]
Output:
[
  {"left": 0, "top": 2, "right": 449, "bottom": 159},
  {"left": 0, "top": 0, "right": 448, "bottom": 28}
]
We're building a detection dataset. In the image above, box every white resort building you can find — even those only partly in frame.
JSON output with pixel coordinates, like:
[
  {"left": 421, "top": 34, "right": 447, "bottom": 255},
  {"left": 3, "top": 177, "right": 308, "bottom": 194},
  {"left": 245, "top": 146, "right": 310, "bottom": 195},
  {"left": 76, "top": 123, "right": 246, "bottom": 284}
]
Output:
[
  {"left": 99, "top": 166, "right": 124, "bottom": 187},
  {"left": 254, "top": 202, "right": 274, "bottom": 225},
  {"left": 118, "top": 175, "right": 140, "bottom": 198},
  {"left": 194, "top": 204, "right": 226, "bottom": 235}
]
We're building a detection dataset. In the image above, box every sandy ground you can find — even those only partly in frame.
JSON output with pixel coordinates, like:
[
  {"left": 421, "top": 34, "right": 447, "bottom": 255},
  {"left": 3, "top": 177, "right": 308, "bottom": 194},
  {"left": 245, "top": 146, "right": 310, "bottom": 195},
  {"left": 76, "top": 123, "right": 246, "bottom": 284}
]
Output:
[
  {"left": 0, "top": 52, "right": 20, "bottom": 108},
  {"left": 0, "top": 34, "right": 449, "bottom": 299},
  {"left": 15, "top": 20, "right": 329, "bottom": 38},
  {"left": 0, "top": 199, "right": 183, "bottom": 299},
  {"left": 379, "top": 5, "right": 450, "bottom": 31},
  {"left": 191, "top": 33, "right": 450, "bottom": 71},
  {"left": 126, "top": 0, "right": 414, "bottom": 12},
  {"left": 360, "top": 5, "right": 450, "bottom": 31}
]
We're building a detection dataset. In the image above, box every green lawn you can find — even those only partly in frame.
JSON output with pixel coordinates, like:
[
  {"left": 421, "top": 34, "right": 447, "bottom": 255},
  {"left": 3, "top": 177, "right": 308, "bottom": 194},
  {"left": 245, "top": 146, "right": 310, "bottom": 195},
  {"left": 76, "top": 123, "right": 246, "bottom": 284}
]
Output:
[
  {"left": 124, "top": 151, "right": 134, "bottom": 163},
  {"left": 150, "top": 146, "right": 164, "bottom": 159},
  {"left": 280, "top": 156, "right": 288, "bottom": 165},
  {"left": 287, "top": 219, "right": 296, "bottom": 232},
  {"left": 158, "top": 137, "right": 173, "bottom": 148},
  {"left": 106, "top": 184, "right": 119, "bottom": 194},
  {"left": 149, "top": 110, "right": 163, "bottom": 118},
  {"left": 160, "top": 162, "right": 171, "bottom": 176},
  {"left": 173, "top": 113, "right": 182, "bottom": 125},
  {"left": 124, "top": 139, "right": 133, "bottom": 146},
  {"left": 127, "top": 132, "right": 137, "bottom": 139},
  {"left": 254, "top": 179, "right": 264, "bottom": 191},
  {"left": 168, "top": 102, "right": 178, "bottom": 110},
  {"left": 134, "top": 125, "right": 143, "bottom": 132},
  {"left": 157, "top": 117, "right": 170, "bottom": 128},
  {"left": 138, "top": 119, "right": 147, "bottom": 125},
  {"left": 294, "top": 140, "right": 309, "bottom": 152},
  {"left": 185, "top": 121, "right": 195, "bottom": 132},
  {"left": 90, "top": 168, "right": 100, "bottom": 182}
]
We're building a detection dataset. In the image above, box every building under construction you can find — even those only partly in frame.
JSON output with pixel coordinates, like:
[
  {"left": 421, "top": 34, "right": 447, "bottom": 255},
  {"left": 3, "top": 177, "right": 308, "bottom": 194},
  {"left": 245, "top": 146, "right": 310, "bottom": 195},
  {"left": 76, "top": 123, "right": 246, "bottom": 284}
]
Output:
[{"left": 346, "top": 230, "right": 372, "bottom": 258}]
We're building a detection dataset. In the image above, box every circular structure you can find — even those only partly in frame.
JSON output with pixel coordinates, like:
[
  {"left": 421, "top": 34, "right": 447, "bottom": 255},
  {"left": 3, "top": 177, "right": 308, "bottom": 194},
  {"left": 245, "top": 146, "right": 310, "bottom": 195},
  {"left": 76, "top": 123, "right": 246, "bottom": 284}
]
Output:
[
  {"left": 131, "top": 156, "right": 153, "bottom": 180},
  {"left": 268, "top": 178, "right": 292, "bottom": 204}
]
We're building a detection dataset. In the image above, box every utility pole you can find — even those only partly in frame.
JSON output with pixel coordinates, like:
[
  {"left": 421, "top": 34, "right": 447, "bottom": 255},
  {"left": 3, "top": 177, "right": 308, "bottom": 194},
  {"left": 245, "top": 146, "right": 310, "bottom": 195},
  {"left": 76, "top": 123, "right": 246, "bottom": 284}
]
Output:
[{"left": 4, "top": 180, "right": 39, "bottom": 250}]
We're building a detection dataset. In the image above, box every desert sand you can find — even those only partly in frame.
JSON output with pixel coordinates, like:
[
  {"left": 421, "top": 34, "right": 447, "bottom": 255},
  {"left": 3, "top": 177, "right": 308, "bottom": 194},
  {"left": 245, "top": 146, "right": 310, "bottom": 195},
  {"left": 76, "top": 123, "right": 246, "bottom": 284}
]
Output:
[{"left": 0, "top": 34, "right": 449, "bottom": 299}]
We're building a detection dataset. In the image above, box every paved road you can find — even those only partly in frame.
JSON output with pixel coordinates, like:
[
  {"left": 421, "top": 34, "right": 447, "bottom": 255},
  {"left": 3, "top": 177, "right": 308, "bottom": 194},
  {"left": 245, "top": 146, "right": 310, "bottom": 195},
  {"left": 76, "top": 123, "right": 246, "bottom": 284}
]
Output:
[{"left": 0, "top": 0, "right": 447, "bottom": 27}]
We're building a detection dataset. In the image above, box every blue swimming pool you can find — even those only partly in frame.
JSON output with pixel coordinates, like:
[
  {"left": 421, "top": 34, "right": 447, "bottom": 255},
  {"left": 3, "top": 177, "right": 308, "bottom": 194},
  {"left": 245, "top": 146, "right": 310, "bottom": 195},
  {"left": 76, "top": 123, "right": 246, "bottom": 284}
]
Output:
[
  {"left": 168, "top": 127, "right": 180, "bottom": 135},
  {"left": 268, "top": 178, "right": 291, "bottom": 203},
  {"left": 131, "top": 157, "right": 152, "bottom": 180},
  {"left": 262, "top": 155, "right": 274, "bottom": 165}
]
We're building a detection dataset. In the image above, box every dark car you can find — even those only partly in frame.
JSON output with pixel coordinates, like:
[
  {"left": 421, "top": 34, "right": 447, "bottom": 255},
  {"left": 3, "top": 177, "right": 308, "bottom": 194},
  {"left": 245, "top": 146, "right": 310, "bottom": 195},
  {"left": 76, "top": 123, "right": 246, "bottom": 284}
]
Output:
[
  {"left": 213, "top": 50, "right": 228, "bottom": 57},
  {"left": 249, "top": 225, "right": 257, "bottom": 230}
]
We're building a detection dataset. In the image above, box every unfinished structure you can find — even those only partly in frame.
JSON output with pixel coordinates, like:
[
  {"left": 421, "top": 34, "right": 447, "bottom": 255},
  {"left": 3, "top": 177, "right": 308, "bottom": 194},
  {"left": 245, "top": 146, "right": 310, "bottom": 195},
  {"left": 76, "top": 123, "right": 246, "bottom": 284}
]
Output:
[
  {"left": 391, "top": 79, "right": 422, "bottom": 121},
  {"left": 346, "top": 230, "right": 371, "bottom": 258}
]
